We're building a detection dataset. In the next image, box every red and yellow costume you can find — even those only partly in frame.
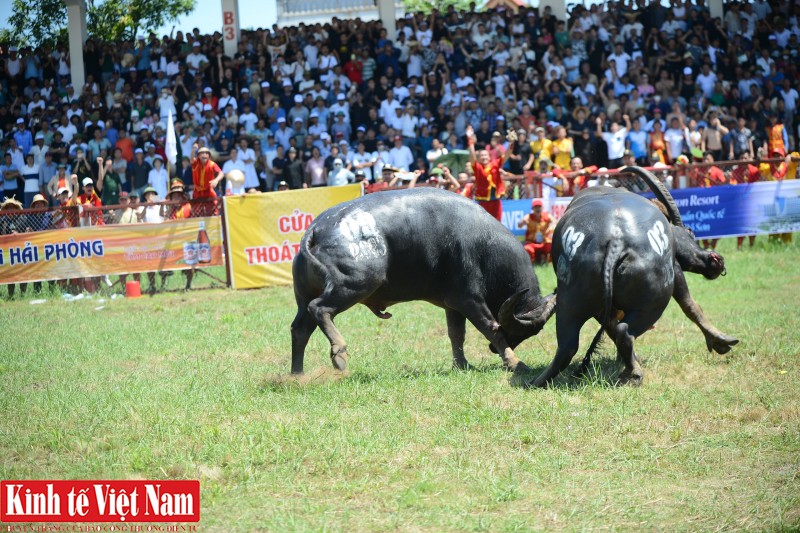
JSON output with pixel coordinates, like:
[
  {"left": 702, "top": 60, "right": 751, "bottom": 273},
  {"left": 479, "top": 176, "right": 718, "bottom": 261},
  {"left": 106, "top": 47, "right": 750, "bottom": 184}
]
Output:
[
  {"left": 552, "top": 165, "right": 597, "bottom": 196},
  {"left": 767, "top": 124, "right": 786, "bottom": 158},
  {"left": 523, "top": 204, "right": 553, "bottom": 263},
  {"left": 191, "top": 158, "right": 221, "bottom": 216},
  {"left": 471, "top": 158, "right": 505, "bottom": 220},
  {"left": 649, "top": 131, "right": 667, "bottom": 163},
  {"left": 69, "top": 191, "right": 104, "bottom": 225},
  {"left": 169, "top": 201, "right": 193, "bottom": 220}
]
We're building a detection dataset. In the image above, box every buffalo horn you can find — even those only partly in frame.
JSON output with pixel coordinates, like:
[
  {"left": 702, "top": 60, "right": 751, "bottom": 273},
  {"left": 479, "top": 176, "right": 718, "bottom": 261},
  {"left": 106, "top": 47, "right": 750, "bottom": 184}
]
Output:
[
  {"left": 515, "top": 292, "right": 557, "bottom": 329},
  {"left": 499, "top": 288, "right": 529, "bottom": 329},
  {"left": 622, "top": 166, "right": 684, "bottom": 226}
]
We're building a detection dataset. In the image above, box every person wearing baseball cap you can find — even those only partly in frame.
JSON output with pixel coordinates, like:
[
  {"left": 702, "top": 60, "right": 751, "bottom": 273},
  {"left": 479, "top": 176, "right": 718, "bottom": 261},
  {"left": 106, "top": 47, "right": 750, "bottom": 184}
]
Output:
[
  {"left": 517, "top": 197, "right": 553, "bottom": 265},
  {"left": 67, "top": 174, "right": 105, "bottom": 226}
]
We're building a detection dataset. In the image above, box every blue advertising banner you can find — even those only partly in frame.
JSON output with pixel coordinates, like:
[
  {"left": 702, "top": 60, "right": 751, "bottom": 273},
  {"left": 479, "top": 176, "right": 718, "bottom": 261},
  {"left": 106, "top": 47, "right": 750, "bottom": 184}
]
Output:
[
  {"left": 501, "top": 181, "right": 800, "bottom": 241},
  {"left": 500, "top": 197, "right": 572, "bottom": 240},
  {"left": 646, "top": 181, "right": 800, "bottom": 239}
]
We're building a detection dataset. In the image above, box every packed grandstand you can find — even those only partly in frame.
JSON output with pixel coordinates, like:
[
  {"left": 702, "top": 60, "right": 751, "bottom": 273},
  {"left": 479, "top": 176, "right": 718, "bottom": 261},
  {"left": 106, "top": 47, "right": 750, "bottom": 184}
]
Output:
[{"left": 0, "top": 0, "right": 798, "bottom": 209}]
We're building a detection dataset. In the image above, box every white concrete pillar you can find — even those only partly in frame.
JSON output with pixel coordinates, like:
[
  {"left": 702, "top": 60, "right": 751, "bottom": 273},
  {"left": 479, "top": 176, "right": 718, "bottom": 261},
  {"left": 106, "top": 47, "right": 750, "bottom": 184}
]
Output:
[
  {"left": 708, "top": 0, "right": 723, "bottom": 20},
  {"left": 221, "top": 0, "right": 240, "bottom": 58},
  {"left": 377, "top": 0, "right": 396, "bottom": 43},
  {"left": 64, "top": 0, "right": 87, "bottom": 94},
  {"left": 539, "top": 0, "right": 567, "bottom": 22}
]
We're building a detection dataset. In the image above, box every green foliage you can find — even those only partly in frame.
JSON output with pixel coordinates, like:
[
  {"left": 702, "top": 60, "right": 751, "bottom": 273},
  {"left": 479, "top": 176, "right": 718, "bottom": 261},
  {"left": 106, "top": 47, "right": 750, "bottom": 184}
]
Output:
[
  {"left": 5, "top": 0, "right": 196, "bottom": 47},
  {"left": 7, "top": 0, "right": 67, "bottom": 48},
  {"left": 403, "top": 0, "right": 476, "bottom": 15}
]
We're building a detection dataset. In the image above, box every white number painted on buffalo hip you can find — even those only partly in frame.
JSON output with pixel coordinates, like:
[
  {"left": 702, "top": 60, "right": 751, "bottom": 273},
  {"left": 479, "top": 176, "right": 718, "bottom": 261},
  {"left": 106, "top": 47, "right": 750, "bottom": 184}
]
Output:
[
  {"left": 339, "top": 210, "right": 387, "bottom": 260},
  {"left": 647, "top": 221, "right": 669, "bottom": 256},
  {"left": 562, "top": 226, "right": 585, "bottom": 260}
]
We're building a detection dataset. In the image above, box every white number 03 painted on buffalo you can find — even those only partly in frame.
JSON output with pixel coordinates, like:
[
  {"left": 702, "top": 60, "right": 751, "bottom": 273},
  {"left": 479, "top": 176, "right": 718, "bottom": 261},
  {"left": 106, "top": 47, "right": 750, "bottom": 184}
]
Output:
[
  {"left": 561, "top": 226, "right": 585, "bottom": 260},
  {"left": 339, "top": 210, "right": 388, "bottom": 260},
  {"left": 647, "top": 221, "right": 669, "bottom": 256}
]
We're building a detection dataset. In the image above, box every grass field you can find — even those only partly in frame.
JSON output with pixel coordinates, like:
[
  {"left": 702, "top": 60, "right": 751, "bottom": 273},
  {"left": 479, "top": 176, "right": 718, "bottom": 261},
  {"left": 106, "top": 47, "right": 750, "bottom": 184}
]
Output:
[{"left": 1, "top": 239, "right": 799, "bottom": 531}]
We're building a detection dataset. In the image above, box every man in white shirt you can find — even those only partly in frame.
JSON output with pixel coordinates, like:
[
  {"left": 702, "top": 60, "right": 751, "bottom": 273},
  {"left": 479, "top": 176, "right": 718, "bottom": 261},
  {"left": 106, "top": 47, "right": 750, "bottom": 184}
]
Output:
[
  {"left": 185, "top": 42, "right": 208, "bottom": 75},
  {"left": 239, "top": 103, "right": 258, "bottom": 133},
  {"left": 596, "top": 115, "right": 629, "bottom": 167},
  {"left": 388, "top": 135, "right": 414, "bottom": 171},
  {"left": 695, "top": 65, "right": 717, "bottom": 99},
  {"left": 379, "top": 90, "right": 401, "bottom": 121},
  {"left": 608, "top": 43, "right": 631, "bottom": 78}
]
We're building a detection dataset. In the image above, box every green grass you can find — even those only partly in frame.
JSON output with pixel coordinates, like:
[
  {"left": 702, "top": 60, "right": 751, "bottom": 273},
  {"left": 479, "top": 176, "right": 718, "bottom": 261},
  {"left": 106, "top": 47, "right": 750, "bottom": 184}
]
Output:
[{"left": 1, "top": 239, "right": 799, "bottom": 531}]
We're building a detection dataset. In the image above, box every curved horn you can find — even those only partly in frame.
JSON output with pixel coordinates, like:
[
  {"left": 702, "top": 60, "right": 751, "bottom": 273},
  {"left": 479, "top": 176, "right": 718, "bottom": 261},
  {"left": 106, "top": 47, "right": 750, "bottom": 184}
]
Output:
[
  {"left": 515, "top": 292, "right": 557, "bottom": 330},
  {"left": 622, "top": 166, "right": 683, "bottom": 226},
  {"left": 498, "top": 288, "right": 529, "bottom": 328}
]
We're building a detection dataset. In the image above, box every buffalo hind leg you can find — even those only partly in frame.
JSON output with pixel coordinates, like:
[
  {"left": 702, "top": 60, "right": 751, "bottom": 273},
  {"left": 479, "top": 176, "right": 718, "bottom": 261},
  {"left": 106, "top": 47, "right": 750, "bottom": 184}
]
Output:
[
  {"left": 308, "top": 292, "right": 360, "bottom": 372},
  {"left": 612, "top": 322, "right": 643, "bottom": 386},
  {"left": 445, "top": 309, "right": 470, "bottom": 370},
  {"left": 291, "top": 305, "right": 318, "bottom": 374},
  {"left": 530, "top": 315, "right": 583, "bottom": 388}
]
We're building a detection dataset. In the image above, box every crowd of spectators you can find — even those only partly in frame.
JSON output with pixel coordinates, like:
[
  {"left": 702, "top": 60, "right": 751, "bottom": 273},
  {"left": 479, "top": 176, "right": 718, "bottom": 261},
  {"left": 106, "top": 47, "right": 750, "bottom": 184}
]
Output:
[{"left": 0, "top": 0, "right": 799, "bottom": 213}]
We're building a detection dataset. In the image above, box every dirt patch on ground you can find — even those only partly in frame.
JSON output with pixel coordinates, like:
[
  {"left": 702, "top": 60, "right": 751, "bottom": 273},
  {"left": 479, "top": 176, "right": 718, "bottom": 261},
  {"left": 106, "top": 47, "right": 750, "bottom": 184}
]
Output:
[{"left": 261, "top": 367, "right": 350, "bottom": 390}]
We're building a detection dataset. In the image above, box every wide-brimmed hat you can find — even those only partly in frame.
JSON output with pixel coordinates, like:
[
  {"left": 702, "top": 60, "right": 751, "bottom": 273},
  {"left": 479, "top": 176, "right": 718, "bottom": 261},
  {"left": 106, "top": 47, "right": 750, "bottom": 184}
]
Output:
[
  {"left": 31, "top": 194, "right": 48, "bottom": 207},
  {"left": 226, "top": 169, "right": 245, "bottom": 185},
  {"left": 197, "top": 146, "right": 211, "bottom": 155},
  {"left": 1, "top": 196, "right": 23, "bottom": 210},
  {"left": 572, "top": 106, "right": 589, "bottom": 119},
  {"left": 169, "top": 179, "right": 186, "bottom": 193},
  {"left": 142, "top": 186, "right": 158, "bottom": 196}
]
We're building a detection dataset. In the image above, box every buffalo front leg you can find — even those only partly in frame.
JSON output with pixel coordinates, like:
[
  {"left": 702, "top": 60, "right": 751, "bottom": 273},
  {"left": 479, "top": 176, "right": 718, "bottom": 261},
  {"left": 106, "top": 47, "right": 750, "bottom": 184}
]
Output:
[
  {"left": 530, "top": 314, "right": 583, "bottom": 388},
  {"left": 459, "top": 302, "right": 527, "bottom": 372},
  {"left": 291, "top": 305, "right": 318, "bottom": 374},
  {"left": 445, "top": 309, "right": 470, "bottom": 370},
  {"left": 673, "top": 265, "right": 739, "bottom": 354}
]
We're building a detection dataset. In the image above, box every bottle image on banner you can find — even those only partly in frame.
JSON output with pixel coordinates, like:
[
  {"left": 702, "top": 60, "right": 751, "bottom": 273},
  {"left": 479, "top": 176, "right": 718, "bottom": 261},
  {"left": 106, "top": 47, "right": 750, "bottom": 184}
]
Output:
[{"left": 197, "top": 221, "right": 211, "bottom": 263}]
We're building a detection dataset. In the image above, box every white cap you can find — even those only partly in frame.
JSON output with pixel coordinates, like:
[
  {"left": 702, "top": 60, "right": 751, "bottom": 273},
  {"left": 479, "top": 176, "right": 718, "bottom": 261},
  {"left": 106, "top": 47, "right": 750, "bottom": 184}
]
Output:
[
  {"left": 277, "top": 116, "right": 286, "bottom": 123},
  {"left": 683, "top": 66, "right": 692, "bottom": 76},
  {"left": 16, "top": 118, "right": 24, "bottom": 124},
  {"left": 294, "top": 117, "right": 303, "bottom": 123},
  {"left": 57, "top": 187, "right": 70, "bottom": 195},
  {"left": 261, "top": 81, "right": 270, "bottom": 88},
  {"left": 35, "top": 132, "right": 45, "bottom": 139},
  {"left": 293, "top": 94, "right": 303, "bottom": 103},
  {"left": 204, "top": 86, "right": 212, "bottom": 93},
  {"left": 337, "top": 93, "right": 345, "bottom": 100},
  {"left": 309, "top": 111, "right": 319, "bottom": 118},
  {"left": 320, "top": 132, "right": 330, "bottom": 140},
  {"left": 192, "top": 41, "right": 200, "bottom": 47},
  {"left": 82, "top": 178, "right": 93, "bottom": 186},
  {"left": 203, "top": 103, "right": 213, "bottom": 111},
  {"left": 241, "top": 87, "right": 250, "bottom": 93}
]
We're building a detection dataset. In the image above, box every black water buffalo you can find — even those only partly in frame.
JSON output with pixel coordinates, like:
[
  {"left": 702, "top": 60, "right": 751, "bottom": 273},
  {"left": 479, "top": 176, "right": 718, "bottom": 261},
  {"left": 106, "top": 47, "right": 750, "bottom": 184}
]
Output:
[
  {"left": 529, "top": 167, "right": 738, "bottom": 387},
  {"left": 291, "top": 187, "right": 556, "bottom": 374}
]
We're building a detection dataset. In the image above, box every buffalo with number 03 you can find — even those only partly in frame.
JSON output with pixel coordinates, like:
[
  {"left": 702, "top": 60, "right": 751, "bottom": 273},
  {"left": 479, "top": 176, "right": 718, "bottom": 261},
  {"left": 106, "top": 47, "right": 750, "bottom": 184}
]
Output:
[
  {"left": 290, "top": 187, "right": 556, "bottom": 375},
  {"left": 528, "top": 166, "right": 739, "bottom": 388}
]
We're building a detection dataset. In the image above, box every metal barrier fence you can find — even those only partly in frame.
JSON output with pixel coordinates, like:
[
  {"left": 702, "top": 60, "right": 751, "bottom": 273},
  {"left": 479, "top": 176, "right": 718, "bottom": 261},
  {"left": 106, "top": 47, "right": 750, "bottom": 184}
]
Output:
[{"left": 0, "top": 197, "right": 226, "bottom": 296}]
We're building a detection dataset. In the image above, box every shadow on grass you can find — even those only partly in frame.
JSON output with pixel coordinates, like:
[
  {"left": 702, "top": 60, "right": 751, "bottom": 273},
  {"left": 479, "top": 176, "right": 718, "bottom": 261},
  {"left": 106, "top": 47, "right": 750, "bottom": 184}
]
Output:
[
  {"left": 509, "top": 356, "right": 627, "bottom": 390},
  {"left": 260, "top": 356, "right": 630, "bottom": 392},
  {"left": 260, "top": 360, "right": 506, "bottom": 391}
]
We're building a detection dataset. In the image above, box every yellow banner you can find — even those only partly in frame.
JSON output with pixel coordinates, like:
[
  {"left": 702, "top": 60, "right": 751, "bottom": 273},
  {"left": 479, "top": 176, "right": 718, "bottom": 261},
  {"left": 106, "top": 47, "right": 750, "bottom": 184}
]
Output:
[
  {"left": 0, "top": 217, "right": 223, "bottom": 284},
  {"left": 224, "top": 185, "right": 362, "bottom": 289}
]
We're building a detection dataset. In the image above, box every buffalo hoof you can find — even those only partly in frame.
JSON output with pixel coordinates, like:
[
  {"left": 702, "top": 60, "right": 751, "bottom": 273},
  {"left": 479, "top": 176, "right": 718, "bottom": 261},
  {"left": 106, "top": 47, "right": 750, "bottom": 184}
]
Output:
[
  {"left": 617, "top": 371, "right": 643, "bottom": 387},
  {"left": 453, "top": 360, "right": 474, "bottom": 371},
  {"left": 706, "top": 334, "right": 739, "bottom": 355},
  {"left": 331, "top": 353, "right": 348, "bottom": 371},
  {"left": 505, "top": 360, "right": 529, "bottom": 373}
]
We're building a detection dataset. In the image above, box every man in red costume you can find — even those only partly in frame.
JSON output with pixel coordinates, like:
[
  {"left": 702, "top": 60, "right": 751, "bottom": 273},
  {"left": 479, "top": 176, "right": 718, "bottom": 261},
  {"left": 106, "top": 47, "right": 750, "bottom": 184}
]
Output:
[
  {"left": 466, "top": 125, "right": 514, "bottom": 221},
  {"left": 517, "top": 198, "right": 553, "bottom": 264},
  {"left": 190, "top": 143, "right": 223, "bottom": 216}
]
